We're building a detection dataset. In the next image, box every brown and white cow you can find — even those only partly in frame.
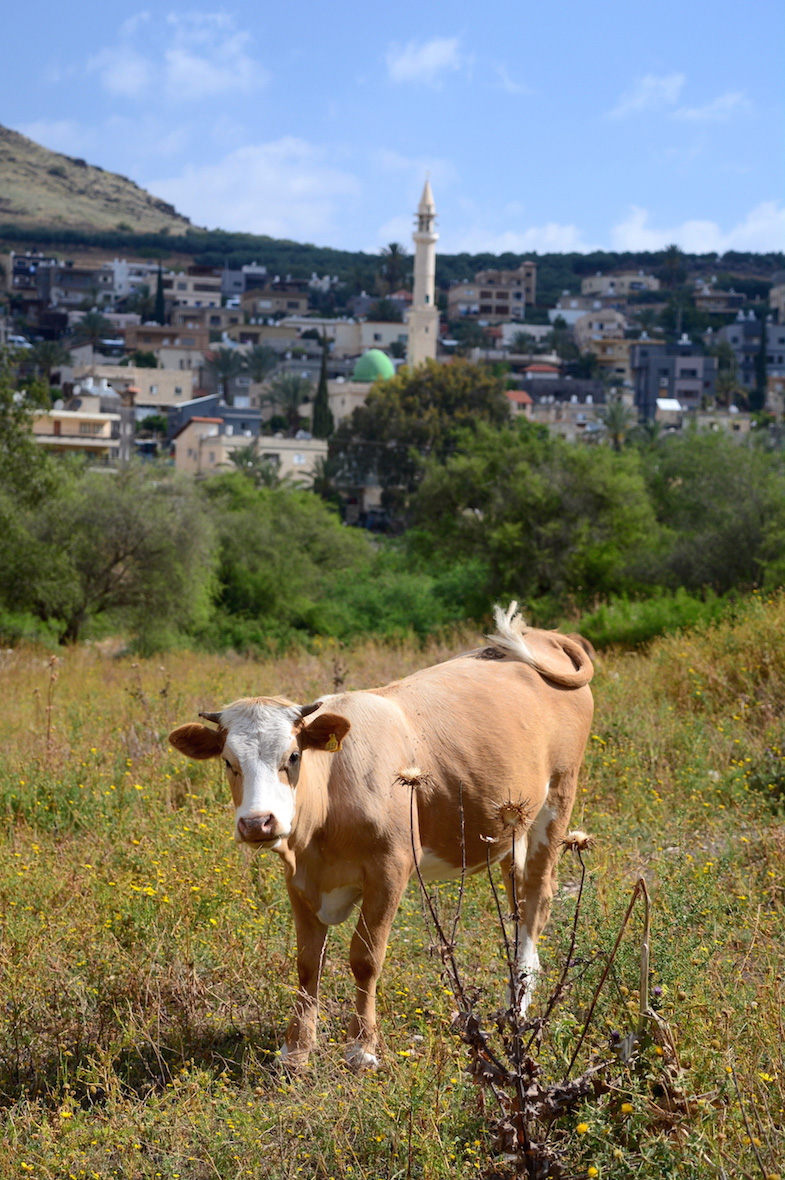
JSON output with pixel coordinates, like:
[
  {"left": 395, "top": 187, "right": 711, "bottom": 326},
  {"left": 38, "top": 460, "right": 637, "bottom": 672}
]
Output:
[{"left": 168, "top": 604, "right": 593, "bottom": 1069}]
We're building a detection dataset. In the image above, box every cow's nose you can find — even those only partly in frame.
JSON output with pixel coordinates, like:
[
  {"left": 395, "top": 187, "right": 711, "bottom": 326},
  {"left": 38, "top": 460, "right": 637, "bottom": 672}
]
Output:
[{"left": 237, "top": 813, "right": 277, "bottom": 843}]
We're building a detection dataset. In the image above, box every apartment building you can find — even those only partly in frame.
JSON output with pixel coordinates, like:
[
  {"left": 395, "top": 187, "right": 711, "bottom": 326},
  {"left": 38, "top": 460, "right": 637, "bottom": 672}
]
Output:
[
  {"left": 581, "top": 270, "right": 660, "bottom": 298},
  {"left": 631, "top": 340, "right": 716, "bottom": 419},
  {"left": 448, "top": 262, "right": 536, "bottom": 322}
]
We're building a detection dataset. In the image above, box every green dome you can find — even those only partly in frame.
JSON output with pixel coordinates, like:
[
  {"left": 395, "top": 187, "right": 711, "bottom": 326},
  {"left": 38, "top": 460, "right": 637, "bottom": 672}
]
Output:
[{"left": 352, "top": 348, "right": 395, "bottom": 382}]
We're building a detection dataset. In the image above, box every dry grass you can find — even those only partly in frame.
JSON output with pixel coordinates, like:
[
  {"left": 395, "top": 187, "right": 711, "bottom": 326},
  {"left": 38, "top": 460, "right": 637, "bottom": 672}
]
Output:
[{"left": 0, "top": 602, "right": 783, "bottom": 1178}]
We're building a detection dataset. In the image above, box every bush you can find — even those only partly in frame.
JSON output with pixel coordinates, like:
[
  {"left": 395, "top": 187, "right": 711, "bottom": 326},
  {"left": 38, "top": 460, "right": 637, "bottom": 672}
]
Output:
[{"left": 572, "top": 588, "right": 732, "bottom": 649}]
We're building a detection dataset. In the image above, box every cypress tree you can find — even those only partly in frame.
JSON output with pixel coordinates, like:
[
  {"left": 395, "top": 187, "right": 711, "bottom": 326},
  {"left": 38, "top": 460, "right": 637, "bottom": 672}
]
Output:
[
  {"left": 154, "top": 263, "right": 166, "bottom": 325},
  {"left": 312, "top": 338, "right": 334, "bottom": 438}
]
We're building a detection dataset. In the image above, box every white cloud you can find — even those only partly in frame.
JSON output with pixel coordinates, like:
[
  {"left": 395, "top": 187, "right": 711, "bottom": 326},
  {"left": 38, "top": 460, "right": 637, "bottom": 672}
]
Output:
[
  {"left": 89, "top": 45, "right": 153, "bottom": 98},
  {"left": 87, "top": 11, "right": 267, "bottom": 103},
  {"left": 672, "top": 91, "right": 751, "bottom": 123},
  {"left": 494, "top": 64, "right": 529, "bottom": 96},
  {"left": 386, "top": 37, "right": 465, "bottom": 86},
  {"left": 609, "top": 72, "right": 685, "bottom": 118},
  {"left": 146, "top": 137, "right": 361, "bottom": 237},
  {"left": 446, "top": 222, "right": 596, "bottom": 255},
  {"left": 16, "top": 118, "right": 94, "bottom": 156},
  {"left": 612, "top": 202, "right": 785, "bottom": 253}
]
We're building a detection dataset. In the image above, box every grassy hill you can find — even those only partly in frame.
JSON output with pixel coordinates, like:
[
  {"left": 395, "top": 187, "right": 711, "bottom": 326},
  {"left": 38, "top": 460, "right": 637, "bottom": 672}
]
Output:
[{"left": 0, "top": 124, "right": 193, "bottom": 235}]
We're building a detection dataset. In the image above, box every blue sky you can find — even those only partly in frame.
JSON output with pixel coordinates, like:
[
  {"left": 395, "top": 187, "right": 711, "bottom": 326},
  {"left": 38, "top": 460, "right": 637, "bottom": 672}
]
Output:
[{"left": 3, "top": 0, "right": 784, "bottom": 255}]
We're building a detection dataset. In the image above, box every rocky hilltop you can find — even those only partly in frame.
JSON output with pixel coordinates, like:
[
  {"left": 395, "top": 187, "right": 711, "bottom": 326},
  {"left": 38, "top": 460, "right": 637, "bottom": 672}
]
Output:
[{"left": 0, "top": 124, "right": 193, "bottom": 235}]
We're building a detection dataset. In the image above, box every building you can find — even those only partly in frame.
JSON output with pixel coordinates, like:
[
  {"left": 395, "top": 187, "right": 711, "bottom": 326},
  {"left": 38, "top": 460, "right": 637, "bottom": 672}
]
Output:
[
  {"left": 631, "top": 339, "right": 717, "bottom": 420},
  {"left": 163, "top": 266, "right": 222, "bottom": 309},
  {"left": 172, "top": 416, "right": 327, "bottom": 479},
  {"left": 525, "top": 381, "right": 606, "bottom": 442},
  {"left": 407, "top": 179, "right": 439, "bottom": 367},
  {"left": 123, "top": 322, "right": 210, "bottom": 356},
  {"left": 573, "top": 309, "right": 628, "bottom": 351},
  {"left": 448, "top": 262, "right": 535, "bottom": 323},
  {"left": 32, "top": 393, "right": 123, "bottom": 461},
  {"left": 241, "top": 280, "right": 309, "bottom": 319},
  {"left": 580, "top": 270, "right": 660, "bottom": 298},
  {"left": 692, "top": 284, "right": 745, "bottom": 313},
  {"left": 72, "top": 364, "right": 196, "bottom": 412},
  {"left": 712, "top": 311, "right": 785, "bottom": 389}
]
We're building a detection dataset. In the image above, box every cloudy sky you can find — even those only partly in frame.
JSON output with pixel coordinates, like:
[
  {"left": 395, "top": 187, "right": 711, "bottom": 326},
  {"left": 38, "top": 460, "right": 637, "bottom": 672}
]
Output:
[{"left": 4, "top": 0, "right": 784, "bottom": 255}]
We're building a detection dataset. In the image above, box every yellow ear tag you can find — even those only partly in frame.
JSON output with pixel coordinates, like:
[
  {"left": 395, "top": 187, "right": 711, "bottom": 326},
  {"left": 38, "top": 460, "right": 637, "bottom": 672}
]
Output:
[{"left": 325, "top": 733, "right": 341, "bottom": 752}]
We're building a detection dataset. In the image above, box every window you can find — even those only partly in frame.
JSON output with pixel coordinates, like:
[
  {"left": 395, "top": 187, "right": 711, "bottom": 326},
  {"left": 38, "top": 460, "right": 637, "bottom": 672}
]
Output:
[
  {"left": 79, "top": 422, "right": 102, "bottom": 435},
  {"left": 177, "top": 282, "right": 187, "bottom": 290},
  {"left": 293, "top": 453, "right": 306, "bottom": 465},
  {"left": 150, "top": 385, "right": 158, "bottom": 394}
]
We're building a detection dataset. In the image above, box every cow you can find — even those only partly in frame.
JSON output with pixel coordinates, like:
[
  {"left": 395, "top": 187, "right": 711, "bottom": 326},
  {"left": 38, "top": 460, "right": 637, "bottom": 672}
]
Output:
[{"left": 168, "top": 604, "right": 594, "bottom": 1070}]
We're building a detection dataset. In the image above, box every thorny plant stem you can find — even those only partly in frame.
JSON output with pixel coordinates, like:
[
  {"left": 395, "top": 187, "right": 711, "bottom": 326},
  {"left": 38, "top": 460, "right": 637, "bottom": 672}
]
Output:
[
  {"left": 637, "top": 877, "right": 651, "bottom": 1036},
  {"left": 564, "top": 875, "right": 649, "bottom": 1080},
  {"left": 486, "top": 840, "right": 531, "bottom": 1158},
  {"left": 449, "top": 781, "right": 467, "bottom": 952}
]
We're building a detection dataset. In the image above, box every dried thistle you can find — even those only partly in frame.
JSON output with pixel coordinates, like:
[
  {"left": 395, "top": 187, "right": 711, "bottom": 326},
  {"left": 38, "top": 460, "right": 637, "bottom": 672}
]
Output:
[
  {"left": 496, "top": 799, "right": 533, "bottom": 832},
  {"left": 561, "top": 829, "right": 596, "bottom": 852}
]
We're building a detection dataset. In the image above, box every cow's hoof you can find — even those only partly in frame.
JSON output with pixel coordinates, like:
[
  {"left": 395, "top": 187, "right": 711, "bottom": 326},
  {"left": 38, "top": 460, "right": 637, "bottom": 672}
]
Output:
[
  {"left": 345, "top": 1042, "right": 380, "bottom": 1071},
  {"left": 279, "top": 1042, "right": 310, "bottom": 1073}
]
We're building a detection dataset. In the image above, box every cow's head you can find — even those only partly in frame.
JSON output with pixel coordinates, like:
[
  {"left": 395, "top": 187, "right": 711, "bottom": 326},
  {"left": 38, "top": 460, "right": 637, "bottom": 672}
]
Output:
[{"left": 168, "top": 698, "right": 350, "bottom": 849}]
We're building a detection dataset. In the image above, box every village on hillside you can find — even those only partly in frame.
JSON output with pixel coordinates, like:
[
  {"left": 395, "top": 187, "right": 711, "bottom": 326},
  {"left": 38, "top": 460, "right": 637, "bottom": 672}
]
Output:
[{"left": 2, "top": 178, "right": 784, "bottom": 525}]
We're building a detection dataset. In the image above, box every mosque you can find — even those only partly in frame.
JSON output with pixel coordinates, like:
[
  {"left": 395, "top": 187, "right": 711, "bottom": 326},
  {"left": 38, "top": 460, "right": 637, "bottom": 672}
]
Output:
[{"left": 328, "top": 179, "right": 439, "bottom": 423}]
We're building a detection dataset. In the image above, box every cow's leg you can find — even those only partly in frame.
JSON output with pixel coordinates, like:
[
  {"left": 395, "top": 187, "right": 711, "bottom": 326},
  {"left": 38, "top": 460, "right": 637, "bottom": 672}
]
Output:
[
  {"left": 346, "top": 863, "right": 409, "bottom": 1070},
  {"left": 502, "top": 771, "right": 579, "bottom": 1018},
  {"left": 281, "top": 889, "right": 329, "bottom": 1070}
]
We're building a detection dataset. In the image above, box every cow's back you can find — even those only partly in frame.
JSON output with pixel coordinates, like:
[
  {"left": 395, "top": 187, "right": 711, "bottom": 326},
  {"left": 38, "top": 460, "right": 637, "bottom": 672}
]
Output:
[{"left": 321, "top": 646, "right": 592, "bottom": 877}]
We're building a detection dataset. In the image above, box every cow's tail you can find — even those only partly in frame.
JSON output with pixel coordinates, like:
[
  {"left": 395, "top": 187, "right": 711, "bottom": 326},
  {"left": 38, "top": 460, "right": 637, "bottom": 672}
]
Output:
[{"left": 487, "top": 602, "right": 594, "bottom": 689}]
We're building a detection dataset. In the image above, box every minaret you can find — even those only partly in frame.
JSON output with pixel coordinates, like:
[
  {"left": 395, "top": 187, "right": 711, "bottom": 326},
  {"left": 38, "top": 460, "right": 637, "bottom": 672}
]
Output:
[{"left": 407, "top": 178, "right": 439, "bottom": 367}]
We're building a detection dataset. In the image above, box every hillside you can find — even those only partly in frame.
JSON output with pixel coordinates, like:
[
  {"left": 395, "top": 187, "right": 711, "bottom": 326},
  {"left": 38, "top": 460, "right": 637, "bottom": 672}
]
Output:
[{"left": 0, "top": 124, "right": 193, "bottom": 235}]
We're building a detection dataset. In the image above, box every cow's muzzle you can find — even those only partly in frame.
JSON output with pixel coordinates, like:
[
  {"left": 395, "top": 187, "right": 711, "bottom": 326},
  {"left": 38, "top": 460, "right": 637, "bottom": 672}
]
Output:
[{"left": 237, "top": 813, "right": 279, "bottom": 844}]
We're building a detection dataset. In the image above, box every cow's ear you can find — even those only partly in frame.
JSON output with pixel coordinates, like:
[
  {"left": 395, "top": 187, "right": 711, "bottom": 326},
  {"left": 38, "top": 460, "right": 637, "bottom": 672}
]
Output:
[
  {"left": 299, "top": 713, "right": 351, "bottom": 752},
  {"left": 169, "top": 723, "right": 223, "bottom": 760}
]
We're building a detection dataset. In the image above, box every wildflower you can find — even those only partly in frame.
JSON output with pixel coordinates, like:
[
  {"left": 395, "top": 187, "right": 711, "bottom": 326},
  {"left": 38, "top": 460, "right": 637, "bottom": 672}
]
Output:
[
  {"left": 576, "top": 1122, "right": 589, "bottom": 1134},
  {"left": 620, "top": 1102, "right": 633, "bottom": 1114},
  {"left": 587, "top": 1169, "right": 598, "bottom": 1177}
]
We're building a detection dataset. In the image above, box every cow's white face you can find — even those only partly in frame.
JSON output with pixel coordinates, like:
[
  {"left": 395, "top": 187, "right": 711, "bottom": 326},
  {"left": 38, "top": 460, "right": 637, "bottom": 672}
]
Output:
[
  {"left": 219, "top": 701, "right": 302, "bottom": 848},
  {"left": 168, "top": 699, "right": 351, "bottom": 850}
]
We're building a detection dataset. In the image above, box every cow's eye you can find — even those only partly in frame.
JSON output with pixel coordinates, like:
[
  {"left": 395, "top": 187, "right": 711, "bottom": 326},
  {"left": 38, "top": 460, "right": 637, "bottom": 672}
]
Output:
[
  {"left": 288, "top": 751, "right": 300, "bottom": 766},
  {"left": 223, "top": 758, "right": 233, "bottom": 772}
]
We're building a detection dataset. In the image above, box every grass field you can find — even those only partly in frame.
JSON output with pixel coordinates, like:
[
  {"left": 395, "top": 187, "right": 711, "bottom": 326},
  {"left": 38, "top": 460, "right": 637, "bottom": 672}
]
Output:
[{"left": 0, "top": 602, "right": 783, "bottom": 1179}]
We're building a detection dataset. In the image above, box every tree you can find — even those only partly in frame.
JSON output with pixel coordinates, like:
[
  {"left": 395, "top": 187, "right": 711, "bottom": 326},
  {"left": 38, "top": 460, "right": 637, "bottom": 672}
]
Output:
[
  {"left": 751, "top": 316, "right": 767, "bottom": 413},
  {"left": 74, "top": 311, "right": 115, "bottom": 370},
  {"left": 599, "top": 395, "right": 637, "bottom": 452},
  {"left": 411, "top": 419, "right": 658, "bottom": 611},
  {"left": 29, "top": 339, "right": 71, "bottom": 386},
  {"left": 122, "top": 283, "right": 155, "bottom": 321},
  {"left": 267, "top": 372, "right": 313, "bottom": 436},
  {"left": 246, "top": 344, "right": 279, "bottom": 385},
  {"left": 330, "top": 358, "right": 511, "bottom": 517},
  {"left": 312, "top": 340, "right": 334, "bottom": 439},
  {"left": 379, "top": 242, "right": 409, "bottom": 293},
  {"left": 368, "top": 298, "right": 403, "bottom": 323},
  {"left": 509, "top": 331, "right": 536, "bottom": 354},
  {"left": 154, "top": 263, "right": 166, "bottom": 325},
  {"left": 640, "top": 430, "right": 785, "bottom": 593},
  {"left": 0, "top": 466, "right": 216, "bottom": 647},
  {"left": 659, "top": 244, "right": 688, "bottom": 290},
  {"left": 205, "top": 347, "right": 246, "bottom": 405}
]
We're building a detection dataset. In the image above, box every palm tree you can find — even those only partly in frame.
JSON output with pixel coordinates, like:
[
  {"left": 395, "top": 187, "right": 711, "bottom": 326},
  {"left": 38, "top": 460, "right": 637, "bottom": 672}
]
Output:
[
  {"left": 245, "top": 344, "right": 279, "bottom": 385},
  {"left": 74, "top": 311, "right": 115, "bottom": 373},
  {"left": 379, "top": 242, "right": 408, "bottom": 293},
  {"left": 224, "top": 443, "right": 287, "bottom": 488},
  {"left": 267, "top": 372, "right": 313, "bottom": 436},
  {"left": 599, "top": 395, "right": 637, "bottom": 452},
  {"left": 205, "top": 347, "right": 246, "bottom": 405},
  {"left": 29, "top": 339, "right": 71, "bottom": 386},
  {"left": 509, "top": 330, "right": 535, "bottom": 354}
]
